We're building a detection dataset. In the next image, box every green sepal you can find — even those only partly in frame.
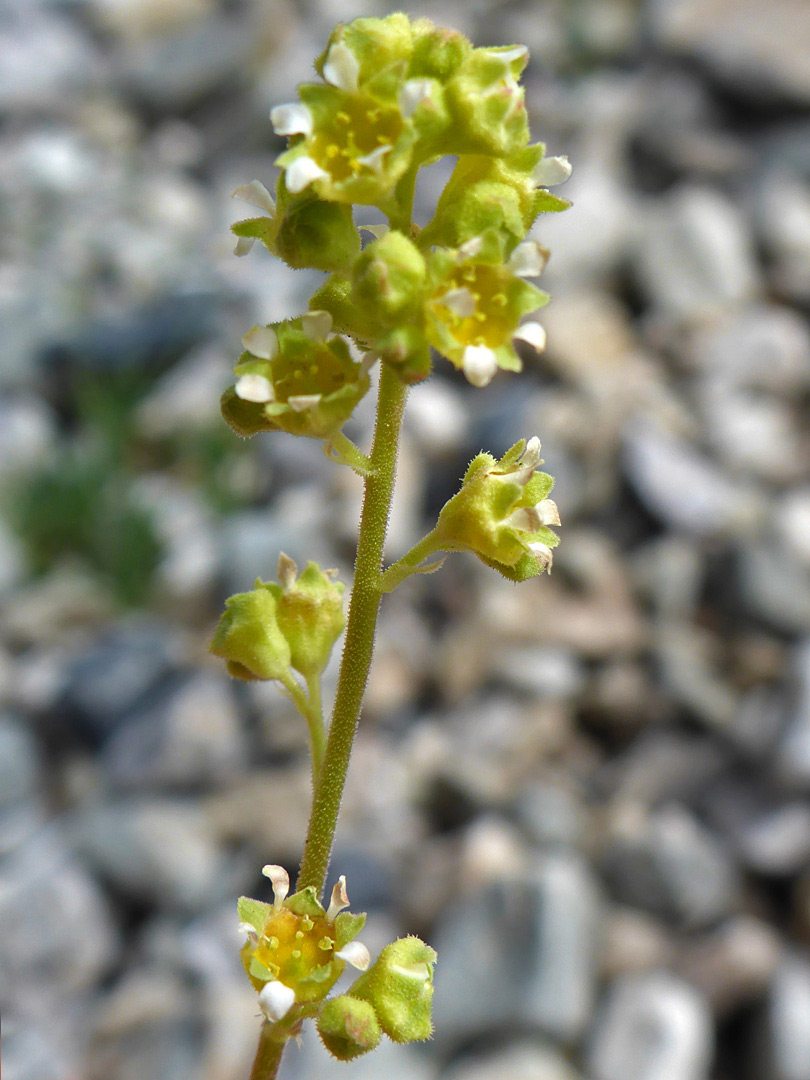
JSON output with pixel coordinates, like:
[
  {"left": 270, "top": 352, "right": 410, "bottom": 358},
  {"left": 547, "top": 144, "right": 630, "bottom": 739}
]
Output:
[
  {"left": 376, "top": 325, "right": 432, "bottom": 384},
  {"left": 410, "top": 20, "right": 471, "bottom": 79},
  {"left": 335, "top": 910, "right": 367, "bottom": 949},
  {"left": 352, "top": 231, "right": 427, "bottom": 326},
  {"left": 420, "top": 149, "right": 569, "bottom": 251},
  {"left": 284, "top": 886, "right": 326, "bottom": 919},
  {"left": 237, "top": 896, "right": 273, "bottom": 934},
  {"left": 532, "top": 189, "right": 571, "bottom": 215},
  {"left": 210, "top": 585, "right": 292, "bottom": 682},
  {"left": 316, "top": 14, "right": 413, "bottom": 95},
  {"left": 249, "top": 955, "right": 278, "bottom": 983},
  {"left": 478, "top": 550, "right": 547, "bottom": 581},
  {"left": 308, "top": 275, "right": 382, "bottom": 348},
  {"left": 349, "top": 936, "right": 437, "bottom": 1044},
  {"left": 265, "top": 560, "right": 346, "bottom": 678},
  {"left": 295, "top": 960, "right": 343, "bottom": 1002},
  {"left": 317, "top": 995, "right": 381, "bottom": 1061},
  {"left": 231, "top": 216, "right": 278, "bottom": 247},
  {"left": 519, "top": 470, "right": 555, "bottom": 505},
  {"left": 274, "top": 197, "right": 360, "bottom": 272},
  {"left": 444, "top": 46, "right": 530, "bottom": 157}
]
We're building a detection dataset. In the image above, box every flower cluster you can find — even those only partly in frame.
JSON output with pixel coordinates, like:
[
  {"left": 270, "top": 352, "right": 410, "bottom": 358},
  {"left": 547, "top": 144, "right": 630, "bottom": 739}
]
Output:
[
  {"left": 239, "top": 866, "right": 370, "bottom": 1022},
  {"left": 223, "top": 11, "right": 571, "bottom": 417},
  {"left": 210, "top": 554, "right": 345, "bottom": 681},
  {"left": 213, "top": 15, "right": 569, "bottom": 1066},
  {"left": 435, "top": 437, "right": 561, "bottom": 580},
  {"left": 239, "top": 866, "right": 437, "bottom": 1060},
  {"left": 220, "top": 312, "right": 371, "bottom": 441}
]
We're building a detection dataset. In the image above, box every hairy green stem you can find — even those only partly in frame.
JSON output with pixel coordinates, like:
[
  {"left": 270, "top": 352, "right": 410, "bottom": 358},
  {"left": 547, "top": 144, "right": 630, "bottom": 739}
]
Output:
[
  {"left": 380, "top": 528, "right": 444, "bottom": 593},
  {"left": 297, "top": 363, "right": 408, "bottom": 893},
  {"left": 281, "top": 672, "right": 325, "bottom": 788},
  {"left": 326, "top": 431, "right": 374, "bottom": 476},
  {"left": 305, "top": 671, "right": 325, "bottom": 785},
  {"left": 248, "top": 1023, "right": 285, "bottom": 1080}
]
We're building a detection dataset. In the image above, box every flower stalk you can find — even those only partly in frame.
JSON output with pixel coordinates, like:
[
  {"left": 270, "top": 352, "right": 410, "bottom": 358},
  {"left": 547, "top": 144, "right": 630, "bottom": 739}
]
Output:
[
  {"left": 298, "top": 363, "right": 408, "bottom": 894},
  {"left": 207, "top": 14, "right": 571, "bottom": 1077}
]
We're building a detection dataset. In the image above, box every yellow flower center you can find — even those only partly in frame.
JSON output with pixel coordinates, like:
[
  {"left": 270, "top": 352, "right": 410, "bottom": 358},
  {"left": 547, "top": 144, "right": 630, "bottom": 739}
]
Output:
[
  {"left": 252, "top": 908, "right": 337, "bottom": 991},
  {"left": 429, "top": 264, "right": 512, "bottom": 349},
  {"left": 272, "top": 344, "right": 350, "bottom": 402},
  {"left": 309, "top": 95, "right": 403, "bottom": 182}
]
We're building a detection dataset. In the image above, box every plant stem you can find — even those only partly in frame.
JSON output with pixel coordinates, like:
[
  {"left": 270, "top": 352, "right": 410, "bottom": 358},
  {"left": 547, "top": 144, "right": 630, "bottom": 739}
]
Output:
[
  {"left": 305, "top": 671, "right": 325, "bottom": 785},
  {"left": 281, "top": 672, "right": 325, "bottom": 789},
  {"left": 248, "top": 1023, "right": 285, "bottom": 1080},
  {"left": 327, "top": 431, "right": 374, "bottom": 476},
  {"left": 297, "top": 362, "right": 408, "bottom": 894},
  {"left": 379, "top": 527, "right": 444, "bottom": 593}
]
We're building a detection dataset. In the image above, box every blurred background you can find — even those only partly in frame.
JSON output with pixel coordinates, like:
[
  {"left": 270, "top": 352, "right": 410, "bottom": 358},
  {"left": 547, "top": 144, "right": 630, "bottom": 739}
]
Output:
[{"left": 2, "top": 0, "right": 810, "bottom": 1078}]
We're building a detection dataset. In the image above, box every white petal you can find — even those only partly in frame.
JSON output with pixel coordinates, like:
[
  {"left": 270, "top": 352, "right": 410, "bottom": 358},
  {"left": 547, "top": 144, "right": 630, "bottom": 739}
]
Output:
[
  {"left": 507, "top": 506, "right": 542, "bottom": 533},
  {"left": 487, "top": 44, "right": 529, "bottom": 66},
  {"left": 513, "top": 321, "right": 547, "bottom": 352},
  {"left": 235, "top": 374, "right": 274, "bottom": 403},
  {"left": 277, "top": 552, "right": 297, "bottom": 590},
  {"left": 270, "top": 103, "right": 314, "bottom": 138},
  {"left": 458, "top": 236, "right": 483, "bottom": 259},
  {"left": 287, "top": 394, "right": 322, "bottom": 412},
  {"left": 302, "top": 310, "right": 332, "bottom": 341},
  {"left": 439, "top": 288, "right": 476, "bottom": 318},
  {"left": 285, "top": 156, "right": 329, "bottom": 194},
  {"left": 335, "top": 940, "right": 371, "bottom": 971},
  {"left": 358, "top": 223, "right": 390, "bottom": 240},
  {"left": 242, "top": 325, "right": 279, "bottom": 360},
  {"left": 533, "top": 154, "right": 572, "bottom": 188},
  {"left": 326, "top": 876, "right": 350, "bottom": 922},
  {"left": 528, "top": 541, "right": 554, "bottom": 569},
  {"left": 462, "top": 345, "right": 498, "bottom": 388},
  {"left": 521, "top": 436, "right": 543, "bottom": 468},
  {"left": 258, "top": 981, "right": 296, "bottom": 1022},
  {"left": 232, "top": 180, "right": 276, "bottom": 215},
  {"left": 262, "top": 864, "right": 290, "bottom": 906},
  {"left": 357, "top": 145, "right": 391, "bottom": 174},
  {"left": 507, "top": 241, "right": 548, "bottom": 278},
  {"left": 536, "top": 499, "right": 561, "bottom": 526},
  {"left": 234, "top": 236, "right": 256, "bottom": 256},
  {"left": 238, "top": 921, "right": 259, "bottom": 942},
  {"left": 323, "top": 41, "right": 360, "bottom": 93},
  {"left": 399, "top": 78, "right": 434, "bottom": 118}
]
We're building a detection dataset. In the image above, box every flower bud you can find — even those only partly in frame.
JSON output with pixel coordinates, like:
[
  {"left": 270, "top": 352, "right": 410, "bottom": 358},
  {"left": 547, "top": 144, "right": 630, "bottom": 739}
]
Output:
[
  {"left": 434, "top": 437, "right": 560, "bottom": 580},
  {"left": 273, "top": 192, "right": 360, "bottom": 272},
  {"left": 352, "top": 231, "right": 427, "bottom": 326},
  {"left": 209, "top": 585, "right": 292, "bottom": 682},
  {"left": 266, "top": 555, "right": 346, "bottom": 678},
  {"left": 375, "top": 324, "right": 432, "bottom": 384},
  {"left": 445, "top": 44, "right": 530, "bottom": 157},
  {"left": 421, "top": 146, "right": 570, "bottom": 252},
  {"left": 317, "top": 996, "right": 381, "bottom": 1060},
  {"left": 349, "top": 936, "right": 437, "bottom": 1044}
]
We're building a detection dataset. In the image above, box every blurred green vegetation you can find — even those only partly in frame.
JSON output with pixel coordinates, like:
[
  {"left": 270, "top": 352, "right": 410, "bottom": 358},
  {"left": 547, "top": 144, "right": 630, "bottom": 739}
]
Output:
[{"left": 4, "top": 368, "right": 254, "bottom": 608}]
